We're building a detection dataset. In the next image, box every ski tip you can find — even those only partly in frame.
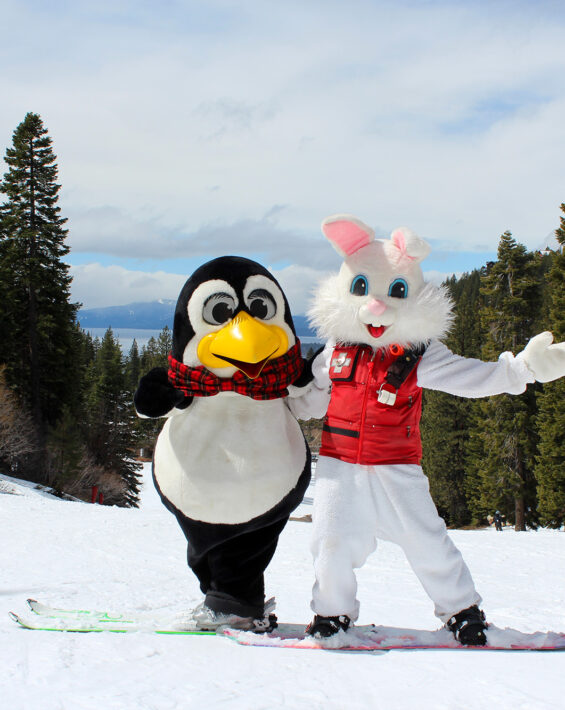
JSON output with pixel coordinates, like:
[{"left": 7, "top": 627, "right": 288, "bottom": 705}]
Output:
[
  {"left": 27, "top": 599, "right": 43, "bottom": 614},
  {"left": 9, "top": 612, "right": 27, "bottom": 627}
]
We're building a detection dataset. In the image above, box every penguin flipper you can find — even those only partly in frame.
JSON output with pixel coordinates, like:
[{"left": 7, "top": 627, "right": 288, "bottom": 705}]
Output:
[
  {"left": 134, "top": 367, "right": 192, "bottom": 418},
  {"left": 290, "top": 346, "right": 325, "bottom": 389}
]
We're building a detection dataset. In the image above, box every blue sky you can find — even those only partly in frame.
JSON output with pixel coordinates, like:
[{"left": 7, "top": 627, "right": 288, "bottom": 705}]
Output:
[{"left": 1, "top": 0, "right": 565, "bottom": 313}]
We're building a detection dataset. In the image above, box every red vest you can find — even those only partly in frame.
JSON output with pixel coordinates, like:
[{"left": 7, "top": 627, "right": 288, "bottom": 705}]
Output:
[{"left": 320, "top": 344, "right": 423, "bottom": 465}]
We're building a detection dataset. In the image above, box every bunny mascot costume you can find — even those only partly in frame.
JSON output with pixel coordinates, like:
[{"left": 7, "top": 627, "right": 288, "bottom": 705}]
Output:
[{"left": 294, "top": 214, "right": 565, "bottom": 645}]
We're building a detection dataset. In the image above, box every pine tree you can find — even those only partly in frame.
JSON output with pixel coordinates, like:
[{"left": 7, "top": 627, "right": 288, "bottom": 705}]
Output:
[
  {"left": 46, "top": 405, "right": 86, "bottom": 492},
  {"left": 125, "top": 339, "right": 141, "bottom": 395},
  {"left": 84, "top": 329, "right": 141, "bottom": 507},
  {"left": 135, "top": 326, "right": 174, "bottom": 455},
  {"left": 535, "top": 204, "right": 565, "bottom": 527},
  {"left": 0, "top": 113, "right": 78, "bottom": 479},
  {"left": 156, "top": 325, "right": 173, "bottom": 362},
  {"left": 469, "top": 232, "right": 542, "bottom": 530},
  {"left": 422, "top": 390, "right": 473, "bottom": 527},
  {"left": 421, "top": 270, "right": 482, "bottom": 527},
  {"left": 140, "top": 325, "right": 172, "bottom": 372}
]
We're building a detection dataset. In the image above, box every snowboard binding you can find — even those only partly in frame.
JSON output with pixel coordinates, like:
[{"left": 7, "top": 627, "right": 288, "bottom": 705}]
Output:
[
  {"left": 447, "top": 605, "right": 488, "bottom": 646},
  {"left": 306, "top": 614, "right": 351, "bottom": 638}
]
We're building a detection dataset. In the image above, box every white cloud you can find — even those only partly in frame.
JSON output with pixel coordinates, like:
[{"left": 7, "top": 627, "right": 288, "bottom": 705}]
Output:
[
  {"left": 65, "top": 205, "right": 344, "bottom": 269},
  {"left": 2, "top": 0, "right": 565, "bottom": 277},
  {"left": 70, "top": 263, "right": 186, "bottom": 309},
  {"left": 70, "top": 259, "right": 474, "bottom": 316},
  {"left": 269, "top": 264, "right": 333, "bottom": 316},
  {"left": 70, "top": 260, "right": 335, "bottom": 315},
  {"left": 423, "top": 270, "right": 461, "bottom": 287}
]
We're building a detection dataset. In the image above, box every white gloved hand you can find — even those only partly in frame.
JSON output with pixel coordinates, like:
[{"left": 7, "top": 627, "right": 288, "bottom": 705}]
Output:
[{"left": 517, "top": 331, "right": 565, "bottom": 383}]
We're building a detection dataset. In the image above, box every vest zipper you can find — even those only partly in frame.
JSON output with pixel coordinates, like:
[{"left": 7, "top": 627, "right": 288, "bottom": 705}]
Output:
[{"left": 357, "top": 349, "right": 377, "bottom": 463}]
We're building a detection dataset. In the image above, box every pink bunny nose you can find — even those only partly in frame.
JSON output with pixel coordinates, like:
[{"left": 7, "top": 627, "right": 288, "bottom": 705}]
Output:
[{"left": 366, "top": 298, "right": 386, "bottom": 316}]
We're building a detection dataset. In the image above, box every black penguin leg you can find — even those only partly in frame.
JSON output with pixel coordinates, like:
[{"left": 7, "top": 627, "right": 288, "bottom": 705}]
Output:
[
  {"left": 203, "top": 516, "right": 289, "bottom": 617},
  {"left": 175, "top": 513, "right": 288, "bottom": 618},
  {"left": 155, "top": 453, "right": 311, "bottom": 619}
]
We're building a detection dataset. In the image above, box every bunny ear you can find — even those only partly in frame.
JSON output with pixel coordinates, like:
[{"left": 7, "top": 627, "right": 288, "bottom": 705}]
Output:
[
  {"left": 390, "top": 227, "right": 431, "bottom": 262},
  {"left": 321, "top": 214, "right": 375, "bottom": 257}
]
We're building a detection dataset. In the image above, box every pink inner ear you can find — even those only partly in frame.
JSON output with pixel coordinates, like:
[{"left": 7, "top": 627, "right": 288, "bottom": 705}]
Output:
[
  {"left": 391, "top": 228, "right": 416, "bottom": 261},
  {"left": 323, "top": 220, "right": 372, "bottom": 256},
  {"left": 391, "top": 228, "right": 407, "bottom": 254}
]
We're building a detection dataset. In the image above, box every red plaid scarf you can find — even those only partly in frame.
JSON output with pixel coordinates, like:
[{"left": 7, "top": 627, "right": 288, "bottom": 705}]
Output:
[{"left": 168, "top": 341, "right": 304, "bottom": 401}]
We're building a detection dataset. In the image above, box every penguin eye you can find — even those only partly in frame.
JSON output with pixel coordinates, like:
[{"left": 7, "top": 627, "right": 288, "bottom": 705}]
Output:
[
  {"left": 202, "top": 292, "right": 237, "bottom": 325},
  {"left": 246, "top": 289, "right": 276, "bottom": 320},
  {"left": 350, "top": 275, "right": 368, "bottom": 296},
  {"left": 388, "top": 278, "right": 408, "bottom": 299}
]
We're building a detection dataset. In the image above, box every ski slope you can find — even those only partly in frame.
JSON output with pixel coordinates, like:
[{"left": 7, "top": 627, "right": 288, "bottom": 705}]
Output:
[{"left": 2, "top": 464, "right": 564, "bottom": 710}]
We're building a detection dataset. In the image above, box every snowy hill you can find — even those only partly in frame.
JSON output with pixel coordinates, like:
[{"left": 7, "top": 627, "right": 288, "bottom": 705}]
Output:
[
  {"left": 0, "top": 473, "right": 82, "bottom": 502},
  {"left": 2, "top": 464, "right": 565, "bottom": 710}
]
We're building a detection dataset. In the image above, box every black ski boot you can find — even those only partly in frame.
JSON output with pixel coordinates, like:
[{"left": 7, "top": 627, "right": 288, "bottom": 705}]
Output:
[
  {"left": 190, "top": 596, "right": 277, "bottom": 633},
  {"left": 306, "top": 615, "right": 351, "bottom": 638},
  {"left": 447, "top": 605, "right": 488, "bottom": 646}
]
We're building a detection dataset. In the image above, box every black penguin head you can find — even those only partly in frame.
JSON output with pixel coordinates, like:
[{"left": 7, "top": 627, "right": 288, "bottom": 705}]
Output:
[{"left": 172, "top": 256, "right": 297, "bottom": 378}]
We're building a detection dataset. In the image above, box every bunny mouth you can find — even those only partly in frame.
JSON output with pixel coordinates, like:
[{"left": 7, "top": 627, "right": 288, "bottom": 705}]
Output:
[{"left": 367, "top": 324, "right": 388, "bottom": 339}]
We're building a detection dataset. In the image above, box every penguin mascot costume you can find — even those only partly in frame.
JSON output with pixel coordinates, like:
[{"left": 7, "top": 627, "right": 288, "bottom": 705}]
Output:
[{"left": 134, "top": 256, "right": 328, "bottom": 631}]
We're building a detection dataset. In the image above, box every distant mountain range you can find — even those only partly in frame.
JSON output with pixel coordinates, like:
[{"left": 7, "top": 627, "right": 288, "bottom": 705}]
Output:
[
  {"left": 78, "top": 300, "right": 177, "bottom": 330},
  {"left": 77, "top": 300, "right": 317, "bottom": 339}
]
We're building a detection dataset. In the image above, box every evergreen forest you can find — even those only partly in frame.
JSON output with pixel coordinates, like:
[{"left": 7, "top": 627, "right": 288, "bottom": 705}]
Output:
[{"left": 1, "top": 112, "right": 564, "bottom": 527}]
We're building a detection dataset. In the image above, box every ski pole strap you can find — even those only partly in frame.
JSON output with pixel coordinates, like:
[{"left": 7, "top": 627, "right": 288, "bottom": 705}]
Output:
[{"left": 384, "top": 343, "right": 427, "bottom": 390}]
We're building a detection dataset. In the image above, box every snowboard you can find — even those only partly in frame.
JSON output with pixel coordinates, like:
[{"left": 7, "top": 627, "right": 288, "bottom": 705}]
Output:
[{"left": 223, "top": 623, "right": 565, "bottom": 652}]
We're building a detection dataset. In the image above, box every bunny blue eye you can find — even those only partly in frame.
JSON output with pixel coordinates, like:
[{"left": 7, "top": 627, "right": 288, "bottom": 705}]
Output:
[
  {"left": 350, "top": 275, "right": 368, "bottom": 296},
  {"left": 388, "top": 278, "right": 408, "bottom": 299}
]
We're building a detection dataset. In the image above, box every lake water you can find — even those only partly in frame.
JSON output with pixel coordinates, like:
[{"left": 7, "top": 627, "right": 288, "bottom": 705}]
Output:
[
  {"left": 85, "top": 328, "right": 169, "bottom": 351},
  {"left": 84, "top": 327, "right": 323, "bottom": 354}
]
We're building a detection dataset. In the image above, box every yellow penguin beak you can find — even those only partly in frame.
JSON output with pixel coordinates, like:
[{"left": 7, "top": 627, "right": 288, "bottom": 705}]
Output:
[{"left": 197, "top": 311, "right": 289, "bottom": 379}]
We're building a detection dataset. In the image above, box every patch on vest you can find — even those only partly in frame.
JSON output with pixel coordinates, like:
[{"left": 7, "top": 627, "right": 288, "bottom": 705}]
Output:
[{"left": 329, "top": 348, "right": 360, "bottom": 382}]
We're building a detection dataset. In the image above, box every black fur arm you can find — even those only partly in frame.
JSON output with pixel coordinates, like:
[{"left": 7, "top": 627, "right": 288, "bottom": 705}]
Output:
[
  {"left": 291, "top": 346, "right": 325, "bottom": 389},
  {"left": 134, "top": 367, "right": 192, "bottom": 418}
]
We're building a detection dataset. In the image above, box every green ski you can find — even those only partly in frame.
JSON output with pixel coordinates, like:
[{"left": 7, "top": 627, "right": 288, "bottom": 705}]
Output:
[{"left": 10, "top": 599, "right": 217, "bottom": 635}]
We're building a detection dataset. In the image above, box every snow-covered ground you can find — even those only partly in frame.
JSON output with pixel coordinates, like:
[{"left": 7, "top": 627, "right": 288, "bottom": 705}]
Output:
[{"left": 2, "top": 464, "right": 564, "bottom": 710}]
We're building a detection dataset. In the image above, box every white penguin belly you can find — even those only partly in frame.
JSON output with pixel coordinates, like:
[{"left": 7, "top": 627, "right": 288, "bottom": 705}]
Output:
[{"left": 154, "top": 395, "right": 307, "bottom": 524}]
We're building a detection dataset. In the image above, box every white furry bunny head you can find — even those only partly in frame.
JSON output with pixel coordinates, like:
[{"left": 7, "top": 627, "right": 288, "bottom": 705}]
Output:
[{"left": 309, "top": 214, "right": 453, "bottom": 349}]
